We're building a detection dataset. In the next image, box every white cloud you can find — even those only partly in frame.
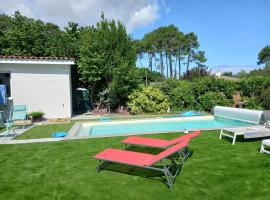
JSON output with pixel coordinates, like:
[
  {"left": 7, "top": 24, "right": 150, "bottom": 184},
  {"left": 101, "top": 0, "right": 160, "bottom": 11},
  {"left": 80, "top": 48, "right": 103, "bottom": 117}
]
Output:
[
  {"left": 0, "top": 0, "right": 168, "bottom": 32},
  {"left": 126, "top": 3, "right": 160, "bottom": 32}
]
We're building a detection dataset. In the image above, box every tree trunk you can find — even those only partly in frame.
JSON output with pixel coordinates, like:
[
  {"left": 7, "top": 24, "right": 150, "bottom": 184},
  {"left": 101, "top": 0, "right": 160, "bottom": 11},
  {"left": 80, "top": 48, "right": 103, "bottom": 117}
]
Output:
[
  {"left": 169, "top": 53, "right": 173, "bottom": 77},
  {"left": 148, "top": 53, "right": 153, "bottom": 72},
  {"left": 154, "top": 53, "right": 157, "bottom": 71},
  {"left": 186, "top": 52, "right": 191, "bottom": 73},
  {"left": 160, "top": 52, "right": 164, "bottom": 76},
  {"left": 165, "top": 54, "right": 168, "bottom": 78},
  {"left": 178, "top": 56, "right": 182, "bottom": 79},
  {"left": 174, "top": 57, "right": 177, "bottom": 79}
]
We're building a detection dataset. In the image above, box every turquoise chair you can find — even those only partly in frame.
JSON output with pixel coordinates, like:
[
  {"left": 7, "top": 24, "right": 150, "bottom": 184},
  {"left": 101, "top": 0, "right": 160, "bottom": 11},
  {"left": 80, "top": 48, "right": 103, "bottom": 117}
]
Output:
[
  {"left": 9, "top": 105, "right": 28, "bottom": 128},
  {"left": 0, "top": 111, "right": 15, "bottom": 142}
]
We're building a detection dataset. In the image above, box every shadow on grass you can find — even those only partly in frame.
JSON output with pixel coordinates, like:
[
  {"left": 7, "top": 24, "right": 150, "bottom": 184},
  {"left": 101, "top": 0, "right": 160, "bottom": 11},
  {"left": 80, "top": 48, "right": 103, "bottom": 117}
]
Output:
[
  {"left": 0, "top": 133, "right": 16, "bottom": 138},
  {"left": 101, "top": 162, "right": 183, "bottom": 189},
  {"left": 219, "top": 134, "right": 270, "bottom": 153}
]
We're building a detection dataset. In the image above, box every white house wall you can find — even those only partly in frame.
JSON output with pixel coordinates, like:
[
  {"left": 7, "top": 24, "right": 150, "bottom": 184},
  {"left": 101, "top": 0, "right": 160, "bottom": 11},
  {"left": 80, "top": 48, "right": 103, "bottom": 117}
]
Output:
[{"left": 0, "top": 63, "right": 72, "bottom": 119}]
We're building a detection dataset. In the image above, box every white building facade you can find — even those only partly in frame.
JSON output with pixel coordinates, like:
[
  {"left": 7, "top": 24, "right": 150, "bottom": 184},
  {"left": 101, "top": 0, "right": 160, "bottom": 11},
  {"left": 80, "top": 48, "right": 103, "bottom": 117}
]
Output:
[{"left": 0, "top": 56, "right": 74, "bottom": 119}]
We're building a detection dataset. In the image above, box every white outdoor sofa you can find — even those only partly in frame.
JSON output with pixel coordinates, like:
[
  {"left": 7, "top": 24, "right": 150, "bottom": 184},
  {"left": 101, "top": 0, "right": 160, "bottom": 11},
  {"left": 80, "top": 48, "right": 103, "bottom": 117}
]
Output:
[
  {"left": 260, "top": 139, "right": 270, "bottom": 154},
  {"left": 219, "top": 126, "right": 270, "bottom": 145}
]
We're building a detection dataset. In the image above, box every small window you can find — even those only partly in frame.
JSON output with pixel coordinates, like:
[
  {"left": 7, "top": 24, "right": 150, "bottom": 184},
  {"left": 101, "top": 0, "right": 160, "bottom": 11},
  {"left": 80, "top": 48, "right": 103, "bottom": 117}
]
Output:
[{"left": 0, "top": 73, "right": 11, "bottom": 97}]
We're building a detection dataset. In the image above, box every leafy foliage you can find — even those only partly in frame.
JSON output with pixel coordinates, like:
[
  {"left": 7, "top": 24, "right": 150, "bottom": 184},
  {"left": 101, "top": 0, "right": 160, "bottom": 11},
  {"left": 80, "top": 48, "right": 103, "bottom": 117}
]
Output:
[
  {"left": 0, "top": 11, "right": 81, "bottom": 58},
  {"left": 243, "top": 97, "right": 263, "bottom": 110},
  {"left": 135, "top": 25, "right": 207, "bottom": 78},
  {"left": 169, "top": 81, "right": 195, "bottom": 111},
  {"left": 182, "top": 65, "right": 211, "bottom": 80},
  {"left": 222, "top": 71, "right": 233, "bottom": 77},
  {"left": 257, "top": 45, "right": 270, "bottom": 67},
  {"left": 260, "top": 87, "right": 270, "bottom": 110},
  {"left": 29, "top": 111, "right": 44, "bottom": 121},
  {"left": 127, "top": 86, "right": 169, "bottom": 114},
  {"left": 199, "top": 92, "right": 230, "bottom": 112},
  {"left": 79, "top": 14, "right": 141, "bottom": 108}
]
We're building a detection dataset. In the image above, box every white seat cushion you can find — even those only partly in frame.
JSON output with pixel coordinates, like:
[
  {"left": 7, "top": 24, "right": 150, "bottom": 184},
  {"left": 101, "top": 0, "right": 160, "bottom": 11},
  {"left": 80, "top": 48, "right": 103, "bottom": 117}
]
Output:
[{"left": 262, "top": 139, "right": 270, "bottom": 146}]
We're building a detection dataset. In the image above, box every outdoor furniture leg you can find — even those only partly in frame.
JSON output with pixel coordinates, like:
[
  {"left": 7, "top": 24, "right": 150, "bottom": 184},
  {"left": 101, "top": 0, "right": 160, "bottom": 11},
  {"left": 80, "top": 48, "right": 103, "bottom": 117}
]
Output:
[
  {"left": 3, "top": 129, "right": 10, "bottom": 143},
  {"left": 96, "top": 160, "right": 110, "bottom": 172},
  {"left": 160, "top": 160, "right": 179, "bottom": 190},
  {"left": 232, "top": 133, "right": 237, "bottom": 145},
  {"left": 260, "top": 140, "right": 270, "bottom": 154},
  {"left": 219, "top": 129, "right": 223, "bottom": 139},
  {"left": 260, "top": 143, "right": 264, "bottom": 153}
]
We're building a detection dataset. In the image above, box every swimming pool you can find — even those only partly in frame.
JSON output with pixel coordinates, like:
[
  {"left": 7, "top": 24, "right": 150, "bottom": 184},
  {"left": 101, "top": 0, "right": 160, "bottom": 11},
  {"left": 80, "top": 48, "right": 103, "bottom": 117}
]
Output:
[{"left": 75, "top": 116, "right": 254, "bottom": 138}]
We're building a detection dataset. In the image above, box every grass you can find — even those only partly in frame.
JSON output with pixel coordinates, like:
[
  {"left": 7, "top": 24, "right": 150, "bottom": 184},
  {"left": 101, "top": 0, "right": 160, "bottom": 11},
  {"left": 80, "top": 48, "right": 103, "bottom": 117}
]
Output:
[
  {"left": 0, "top": 130, "right": 270, "bottom": 199},
  {"left": 15, "top": 123, "right": 74, "bottom": 140}
]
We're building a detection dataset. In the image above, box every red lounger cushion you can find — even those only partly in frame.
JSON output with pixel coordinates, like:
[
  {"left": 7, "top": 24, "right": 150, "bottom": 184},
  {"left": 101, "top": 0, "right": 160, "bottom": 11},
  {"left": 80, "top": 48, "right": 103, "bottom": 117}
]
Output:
[
  {"left": 95, "top": 148, "right": 154, "bottom": 166},
  {"left": 122, "top": 136, "right": 170, "bottom": 147},
  {"left": 122, "top": 130, "right": 201, "bottom": 147}
]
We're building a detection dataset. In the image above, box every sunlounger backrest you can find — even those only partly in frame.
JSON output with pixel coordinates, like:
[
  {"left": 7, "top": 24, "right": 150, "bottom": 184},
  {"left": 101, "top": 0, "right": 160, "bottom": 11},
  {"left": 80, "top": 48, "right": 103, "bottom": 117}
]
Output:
[
  {"left": 146, "top": 138, "right": 190, "bottom": 165},
  {"left": 167, "top": 130, "right": 200, "bottom": 146}
]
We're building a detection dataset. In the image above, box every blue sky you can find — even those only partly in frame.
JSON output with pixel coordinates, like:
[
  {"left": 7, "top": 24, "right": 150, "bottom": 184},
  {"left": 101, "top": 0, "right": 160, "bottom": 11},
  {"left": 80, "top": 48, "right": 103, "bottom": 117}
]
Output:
[
  {"left": 132, "top": 0, "right": 270, "bottom": 72},
  {"left": 1, "top": 0, "right": 269, "bottom": 73}
]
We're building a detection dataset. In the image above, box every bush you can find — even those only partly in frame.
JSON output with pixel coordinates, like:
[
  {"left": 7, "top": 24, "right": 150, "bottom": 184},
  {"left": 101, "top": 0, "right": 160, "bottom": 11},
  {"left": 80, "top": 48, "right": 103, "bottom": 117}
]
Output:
[
  {"left": 127, "top": 86, "right": 169, "bottom": 114},
  {"left": 199, "top": 92, "right": 230, "bottom": 112},
  {"left": 260, "top": 87, "right": 270, "bottom": 109},
  {"left": 169, "top": 81, "right": 195, "bottom": 111},
  {"left": 29, "top": 111, "right": 44, "bottom": 121},
  {"left": 243, "top": 97, "right": 263, "bottom": 110}
]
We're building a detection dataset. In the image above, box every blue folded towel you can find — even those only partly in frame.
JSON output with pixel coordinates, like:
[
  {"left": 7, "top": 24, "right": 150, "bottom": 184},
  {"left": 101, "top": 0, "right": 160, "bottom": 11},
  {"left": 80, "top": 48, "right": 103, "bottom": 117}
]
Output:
[
  {"left": 51, "top": 132, "right": 68, "bottom": 138},
  {"left": 99, "top": 117, "right": 112, "bottom": 121}
]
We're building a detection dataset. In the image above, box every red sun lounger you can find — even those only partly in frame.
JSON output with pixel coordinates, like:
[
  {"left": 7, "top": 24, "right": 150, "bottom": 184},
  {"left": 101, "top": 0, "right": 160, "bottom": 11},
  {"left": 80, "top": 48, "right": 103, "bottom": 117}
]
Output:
[
  {"left": 95, "top": 139, "right": 190, "bottom": 190},
  {"left": 122, "top": 130, "right": 201, "bottom": 148}
]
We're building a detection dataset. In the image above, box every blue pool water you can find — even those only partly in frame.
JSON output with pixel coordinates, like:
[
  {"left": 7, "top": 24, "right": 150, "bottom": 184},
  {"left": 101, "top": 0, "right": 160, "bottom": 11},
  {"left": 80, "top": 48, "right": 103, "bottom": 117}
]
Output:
[{"left": 77, "top": 116, "right": 253, "bottom": 137}]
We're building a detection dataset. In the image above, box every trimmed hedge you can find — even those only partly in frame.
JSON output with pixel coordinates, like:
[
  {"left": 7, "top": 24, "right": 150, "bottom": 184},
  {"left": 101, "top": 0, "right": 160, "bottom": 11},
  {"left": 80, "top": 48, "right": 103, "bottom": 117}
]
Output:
[{"left": 151, "top": 76, "right": 270, "bottom": 112}]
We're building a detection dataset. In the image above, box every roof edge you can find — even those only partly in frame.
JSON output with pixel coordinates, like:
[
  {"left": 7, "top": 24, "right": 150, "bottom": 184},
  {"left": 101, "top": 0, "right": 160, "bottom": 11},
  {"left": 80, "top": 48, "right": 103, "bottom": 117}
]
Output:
[{"left": 0, "top": 55, "right": 75, "bottom": 65}]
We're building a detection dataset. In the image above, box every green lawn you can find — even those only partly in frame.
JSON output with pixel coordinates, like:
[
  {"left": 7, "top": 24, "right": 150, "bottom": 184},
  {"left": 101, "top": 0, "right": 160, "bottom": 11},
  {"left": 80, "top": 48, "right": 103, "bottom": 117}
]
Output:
[
  {"left": 0, "top": 130, "right": 270, "bottom": 200},
  {"left": 15, "top": 123, "right": 74, "bottom": 140}
]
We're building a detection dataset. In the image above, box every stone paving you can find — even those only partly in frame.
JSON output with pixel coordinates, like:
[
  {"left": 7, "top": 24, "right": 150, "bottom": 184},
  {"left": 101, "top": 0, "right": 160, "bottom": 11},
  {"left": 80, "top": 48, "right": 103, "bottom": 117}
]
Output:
[{"left": 0, "top": 125, "right": 66, "bottom": 145}]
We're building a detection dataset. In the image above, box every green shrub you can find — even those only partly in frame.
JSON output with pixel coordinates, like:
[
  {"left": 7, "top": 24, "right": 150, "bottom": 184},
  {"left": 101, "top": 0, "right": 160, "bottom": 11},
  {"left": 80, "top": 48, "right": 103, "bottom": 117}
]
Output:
[
  {"left": 260, "top": 87, "right": 270, "bottom": 109},
  {"left": 127, "top": 86, "right": 169, "bottom": 114},
  {"left": 29, "top": 111, "right": 44, "bottom": 121},
  {"left": 238, "top": 77, "right": 270, "bottom": 97},
  {"left": 199, "top": 92, "right": 230, "bottom": 112},
  {"left": 169, "top": 81, "right": 195, "bottom": 111},
  {"left": 243, "top": 97, "right": 263, "bottom": 110}
]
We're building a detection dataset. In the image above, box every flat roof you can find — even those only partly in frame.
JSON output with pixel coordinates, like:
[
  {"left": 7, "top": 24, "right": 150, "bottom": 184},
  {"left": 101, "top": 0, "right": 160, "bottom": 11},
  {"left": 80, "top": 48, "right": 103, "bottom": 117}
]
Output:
[{"left": 0, "top": 55, "right": 75, "bottom": 65}]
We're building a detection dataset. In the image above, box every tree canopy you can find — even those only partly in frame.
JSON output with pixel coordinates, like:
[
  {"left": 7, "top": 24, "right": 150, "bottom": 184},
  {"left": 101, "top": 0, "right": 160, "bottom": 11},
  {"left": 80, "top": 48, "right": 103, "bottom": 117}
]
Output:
[
  {"left": 135, "top": 25, "right": 207, "bottom": 79},
  {"left": 258, "top": 45, "right": 270, "bottom": 68}
]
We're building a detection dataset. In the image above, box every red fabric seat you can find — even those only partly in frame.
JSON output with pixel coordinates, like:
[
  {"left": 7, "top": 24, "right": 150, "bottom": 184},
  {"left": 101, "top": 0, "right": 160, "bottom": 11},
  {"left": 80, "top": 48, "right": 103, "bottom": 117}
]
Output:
[
  {"left": 122, "top": 136, "right": 170, "bottom": 147},
  {"left": 122, "top": 130, "right": 201, "bottom": 148},
  {"left": 95, "top": 148, "right": 154, "bottom": 166}
]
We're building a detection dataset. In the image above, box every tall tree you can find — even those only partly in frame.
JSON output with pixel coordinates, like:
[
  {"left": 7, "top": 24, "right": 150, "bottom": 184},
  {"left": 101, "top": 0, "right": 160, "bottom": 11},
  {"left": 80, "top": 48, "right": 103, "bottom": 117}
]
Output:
[
  {"left": 258, "top": 45, "right": 270, "bottom": 68},
  {"left": 184, "top": 32, "right": 199, "bottom": 72},
  {"left": 79, "top": 14, "right": 140, "bottom": 108}
]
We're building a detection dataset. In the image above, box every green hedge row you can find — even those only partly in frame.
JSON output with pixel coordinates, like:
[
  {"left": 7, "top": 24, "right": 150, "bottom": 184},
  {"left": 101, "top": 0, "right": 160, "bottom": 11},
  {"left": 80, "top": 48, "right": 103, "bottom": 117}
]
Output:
[{"left": 152, "top": 76, "right": 270, "bottom": 112}]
